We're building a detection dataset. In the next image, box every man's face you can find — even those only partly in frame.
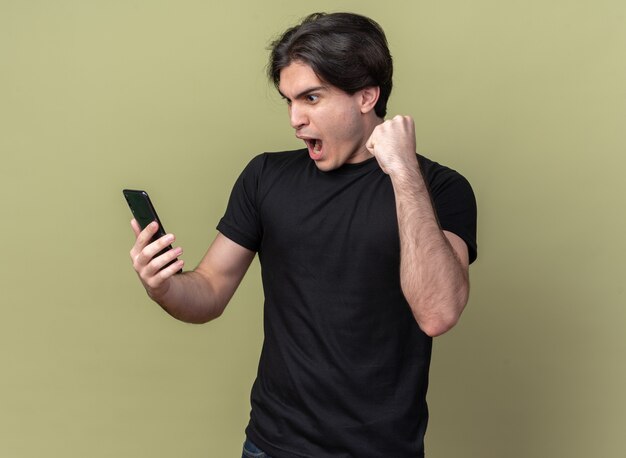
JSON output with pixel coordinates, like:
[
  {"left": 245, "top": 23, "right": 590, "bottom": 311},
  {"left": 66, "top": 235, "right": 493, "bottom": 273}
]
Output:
[{"left": 278, "top": 61, "right": 374, "bottom": 171}]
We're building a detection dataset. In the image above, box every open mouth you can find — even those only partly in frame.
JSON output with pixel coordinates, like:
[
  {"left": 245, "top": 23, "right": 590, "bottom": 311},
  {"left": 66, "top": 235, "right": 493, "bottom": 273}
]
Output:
[{"left": 305, "top": 139, "right": 323, "bottom": 157}]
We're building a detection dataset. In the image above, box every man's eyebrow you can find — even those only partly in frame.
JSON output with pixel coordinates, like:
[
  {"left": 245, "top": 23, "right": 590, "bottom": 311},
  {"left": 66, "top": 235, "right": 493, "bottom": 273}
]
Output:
[{"left": 279, "top": 85, "right": 327, "bottom": 101}]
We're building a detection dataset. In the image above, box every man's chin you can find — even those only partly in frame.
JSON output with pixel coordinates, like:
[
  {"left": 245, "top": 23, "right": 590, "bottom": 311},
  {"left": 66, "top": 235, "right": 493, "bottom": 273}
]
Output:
[{"left": 312, "top": 158, "right": 338, "bottom": 172}]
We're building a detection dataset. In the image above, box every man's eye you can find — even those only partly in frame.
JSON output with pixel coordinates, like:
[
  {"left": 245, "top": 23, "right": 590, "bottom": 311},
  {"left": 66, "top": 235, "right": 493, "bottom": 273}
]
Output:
[{"left": 306, "top": 94, "right": 319, "bottom": 103}]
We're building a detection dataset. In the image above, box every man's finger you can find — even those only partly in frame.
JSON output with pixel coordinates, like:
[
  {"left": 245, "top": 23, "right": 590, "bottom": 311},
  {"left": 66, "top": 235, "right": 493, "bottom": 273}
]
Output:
[
  {"left": 130, "top": 219, "right": 142, "bottom": 237},
  {"left": 135, "top": 221, "right": 159, "bottom": 247},
  {"left": 142, "top": 248, "right": 184, "bottom": 288},
  {"left": 149, "top": 246, "right": 183, "bottom": 272},
  {"left": 143, "top": 233, "right": 176, "bottom": 261}
]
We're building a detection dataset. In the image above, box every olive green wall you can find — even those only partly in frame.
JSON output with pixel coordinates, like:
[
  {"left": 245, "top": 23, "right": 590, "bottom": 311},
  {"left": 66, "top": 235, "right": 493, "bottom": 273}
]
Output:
[{"left": 1, "top": 1, "right": 624, "bottom": 456}]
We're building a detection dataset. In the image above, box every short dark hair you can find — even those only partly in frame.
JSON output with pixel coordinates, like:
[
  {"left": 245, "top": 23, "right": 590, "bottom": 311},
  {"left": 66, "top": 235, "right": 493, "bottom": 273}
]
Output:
[{"left": 268, "top": 12, "right": 393, "bottom": 118}]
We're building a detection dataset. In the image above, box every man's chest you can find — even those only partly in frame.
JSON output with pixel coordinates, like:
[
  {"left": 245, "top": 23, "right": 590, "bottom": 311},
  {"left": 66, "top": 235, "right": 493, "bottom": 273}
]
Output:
[{"left": 256, "top": 171, "right": 400, "bottom": 265}]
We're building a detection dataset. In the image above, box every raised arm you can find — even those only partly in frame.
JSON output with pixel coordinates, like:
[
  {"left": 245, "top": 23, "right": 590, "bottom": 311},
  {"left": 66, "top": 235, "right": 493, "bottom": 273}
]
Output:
[
  {"left": 130, "top": 220, "right": 255, "bottom": 324},
  {"left": 367, "top": 116, "right": 470, "bottom": 337}
]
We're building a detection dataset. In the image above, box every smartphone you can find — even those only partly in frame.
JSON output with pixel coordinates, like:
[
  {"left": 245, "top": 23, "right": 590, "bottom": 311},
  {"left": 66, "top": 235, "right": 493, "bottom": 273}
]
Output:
[{"left": 123, "top": 189, "right": 182, "bottom": 273}]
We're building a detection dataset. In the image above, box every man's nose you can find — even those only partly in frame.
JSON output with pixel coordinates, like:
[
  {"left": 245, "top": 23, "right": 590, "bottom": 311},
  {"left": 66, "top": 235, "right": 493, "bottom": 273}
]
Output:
[{"left": 289, "top": 105, "right": 308, "bottom": 130}]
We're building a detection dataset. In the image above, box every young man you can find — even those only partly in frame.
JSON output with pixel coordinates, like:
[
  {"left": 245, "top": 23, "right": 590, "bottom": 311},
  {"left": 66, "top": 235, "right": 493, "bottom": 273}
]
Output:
[{"left": 130, "top": 12, "right": 477, "bottom": 458}]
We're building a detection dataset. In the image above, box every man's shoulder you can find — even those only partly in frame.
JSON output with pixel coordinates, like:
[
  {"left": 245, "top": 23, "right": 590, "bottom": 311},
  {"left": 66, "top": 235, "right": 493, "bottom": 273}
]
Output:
[
  {"left": 252, "top": 148, "right": 307, "bottom": 160},
  {"left": 418, "top": 153, "right": 455, "bottom": 176},
  {"left": 242, "top": 148, "right": 309, "bottom": 178},
  {"left": 417, "top": 153, "right": 472, "bottom": 189},
  {"left": 245, "top": 148, "right": 306, "bottom": 167}
]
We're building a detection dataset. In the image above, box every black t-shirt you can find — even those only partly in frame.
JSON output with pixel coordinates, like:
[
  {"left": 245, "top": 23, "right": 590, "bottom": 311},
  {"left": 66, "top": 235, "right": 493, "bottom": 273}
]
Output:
[{"left": 217, "top": 149, "right": 477, "bottom": 458}]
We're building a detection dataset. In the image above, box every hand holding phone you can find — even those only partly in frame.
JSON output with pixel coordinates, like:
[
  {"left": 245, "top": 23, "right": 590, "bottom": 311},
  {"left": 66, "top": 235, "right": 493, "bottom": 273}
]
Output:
[{"left": 124, "top": 189, "right": 183, "bottom": 275}]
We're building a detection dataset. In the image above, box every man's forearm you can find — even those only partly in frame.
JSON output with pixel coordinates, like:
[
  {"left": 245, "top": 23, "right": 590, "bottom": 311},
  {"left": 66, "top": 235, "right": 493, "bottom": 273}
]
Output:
[
  {"left": 390, "top": 166, "right": 469, "bottom": 337},
  {"left": 364, "top": 115, "right": 471, "bottom": 335},
  {"left": 149, "top": 270, "right": 226, "bottom": 324}
]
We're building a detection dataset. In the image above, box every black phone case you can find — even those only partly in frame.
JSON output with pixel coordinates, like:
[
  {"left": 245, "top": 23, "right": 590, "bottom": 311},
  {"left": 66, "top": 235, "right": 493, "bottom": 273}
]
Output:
[
  {"left": 123, "top": 189, "right": 168, "bottom": 242},
  {"left": 123, "top": 189, "right": 181, "bottom": 273}
]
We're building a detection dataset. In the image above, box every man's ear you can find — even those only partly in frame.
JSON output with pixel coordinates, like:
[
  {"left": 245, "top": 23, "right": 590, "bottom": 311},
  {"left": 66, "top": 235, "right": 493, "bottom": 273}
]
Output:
[{"left": 359, "top": 86, "right": 380, "bottom": 114}]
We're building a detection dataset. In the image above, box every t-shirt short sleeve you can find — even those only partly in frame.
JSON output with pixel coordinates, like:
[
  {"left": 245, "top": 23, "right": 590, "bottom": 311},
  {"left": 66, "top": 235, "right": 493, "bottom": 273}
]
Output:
[
  {"left": 216, "top": 154, "right": 265, "bottom": 252},
  {"left": 422, "top": 157, "right": 478, "bottom": 264}
]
